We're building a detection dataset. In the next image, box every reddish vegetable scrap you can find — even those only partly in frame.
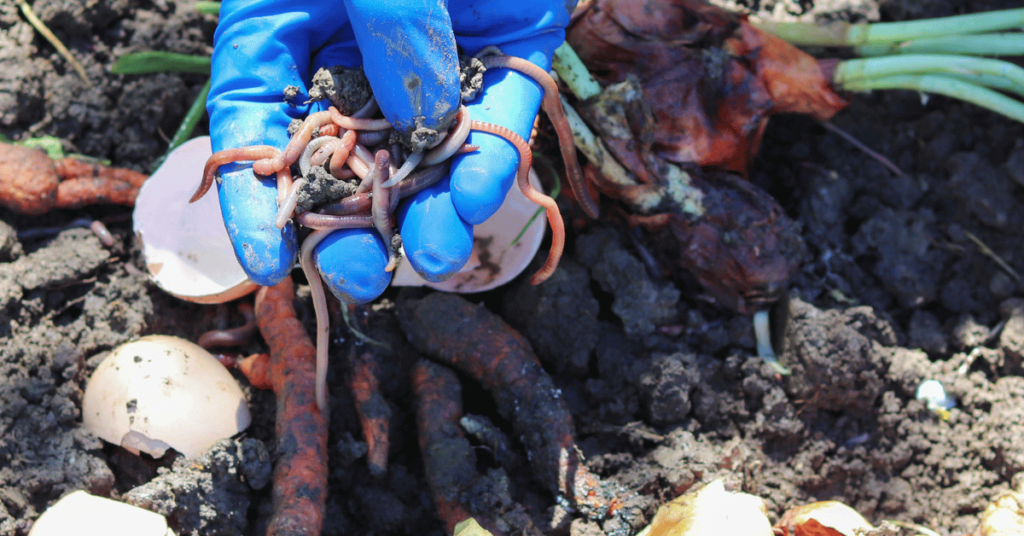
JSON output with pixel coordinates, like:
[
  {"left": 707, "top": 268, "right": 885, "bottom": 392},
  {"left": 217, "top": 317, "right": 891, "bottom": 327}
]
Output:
[
  {"left": 235, "top": 277, "right": 328, "bottom": 536},
  {"left": 0, "top": 142, "right": 147, "bottom": 215},
  {"left": 398, "top": 292, "right": 625, "bottom": 525}
]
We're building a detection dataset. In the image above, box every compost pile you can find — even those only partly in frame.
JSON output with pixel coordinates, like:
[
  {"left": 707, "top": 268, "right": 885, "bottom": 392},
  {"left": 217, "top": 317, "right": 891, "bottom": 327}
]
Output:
[{"left": 1, "top": 0, "right": 1024, "bottom": 535}]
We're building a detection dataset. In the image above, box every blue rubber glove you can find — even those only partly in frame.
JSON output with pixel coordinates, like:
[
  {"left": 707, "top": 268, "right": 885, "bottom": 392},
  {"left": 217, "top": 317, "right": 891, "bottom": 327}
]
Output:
[{"left": 207, "top": 0, "right": 573, "bottom": 303}]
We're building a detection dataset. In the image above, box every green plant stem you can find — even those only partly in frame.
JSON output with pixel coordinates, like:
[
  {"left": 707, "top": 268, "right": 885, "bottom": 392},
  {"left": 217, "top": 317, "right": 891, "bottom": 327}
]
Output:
[
  {"left": 855, "top": 33, "right": 1024, "bottom": 57},
  {"left": 17, "top": 0, "right": 92, "bottom": 87},
  {"left": 151, "top": 80, "right": 211, "bottom": 171},
  {"left": 834, "top": 55, "right": 1024, "bottom": 95},
  {"left": 111, "top": 52, "right": 211, "bottom": 75},
  {"left": 551, "top": 42, "right": 601, "bottom": 100},
  {"left": 839, "top": 74, "right": 1024, "bottom": 124},
  {"left": 940, "top": 72, "right": 1024, "bottom": 100},
  {"left": 195, "top": 1, "right": 220, "bottom": 16},
  {"left": 753, "top": 8, "right": 1024, "bottom": 46}
]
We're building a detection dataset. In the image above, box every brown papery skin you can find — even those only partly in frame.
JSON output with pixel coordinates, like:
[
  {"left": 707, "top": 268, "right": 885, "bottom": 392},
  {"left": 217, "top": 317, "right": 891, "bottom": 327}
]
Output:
[
  {"left": 238, "top": 278, "right": 328, "bottom": 536},
  {"left": 567, "top": 0, "right": 848, "bottom": 173}
]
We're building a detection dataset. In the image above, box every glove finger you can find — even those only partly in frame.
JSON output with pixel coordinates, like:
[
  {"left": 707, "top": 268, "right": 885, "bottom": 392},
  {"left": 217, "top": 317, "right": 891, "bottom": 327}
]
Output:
[
  {"left": 218, "top": 168, "right": 298, "bottom": 286},
  {"left": 342, "top": 0, "right": 461, "bottom": 149},
  {"left": 449, "top": 61, "right": 544, "bottom": 225},
  {"left": 314, "top": 227, "right": 392, "bottom": 304},
  {"left": 397, "top": 177, "right": 474, "bottom": 282}
]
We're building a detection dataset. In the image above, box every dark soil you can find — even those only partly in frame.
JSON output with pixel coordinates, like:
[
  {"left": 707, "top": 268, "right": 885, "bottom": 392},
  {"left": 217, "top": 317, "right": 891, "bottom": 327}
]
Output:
[{"left": 2, "top": 0, "right": 1024, "bottom": 535}]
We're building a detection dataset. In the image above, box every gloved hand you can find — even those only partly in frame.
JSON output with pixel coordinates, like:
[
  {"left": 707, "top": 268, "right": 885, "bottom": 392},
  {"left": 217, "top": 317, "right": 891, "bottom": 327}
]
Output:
[{"left": 207, "top": 0, "right": 574, "bottom": 303}]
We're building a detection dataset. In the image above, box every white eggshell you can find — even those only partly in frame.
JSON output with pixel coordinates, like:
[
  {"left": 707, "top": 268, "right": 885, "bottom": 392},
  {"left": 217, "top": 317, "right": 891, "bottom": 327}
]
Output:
[
  {"left": 29, "top": 491, "right": 173, "bottom": 536},
  {"left": 133, "top": 136, "right": 257, "bottom": 304},
  {"left": 82, "top": 335, "right": 251, "bottom": 460},
  {"left": 391, "top": 168, "right": 546, "bottom": 292}
]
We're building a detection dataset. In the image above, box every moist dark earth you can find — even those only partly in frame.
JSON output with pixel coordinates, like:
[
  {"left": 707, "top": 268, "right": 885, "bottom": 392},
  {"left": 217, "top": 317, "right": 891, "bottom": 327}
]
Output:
[{"left": 2, "top": 0, "right": 1024, "bottom": 534}]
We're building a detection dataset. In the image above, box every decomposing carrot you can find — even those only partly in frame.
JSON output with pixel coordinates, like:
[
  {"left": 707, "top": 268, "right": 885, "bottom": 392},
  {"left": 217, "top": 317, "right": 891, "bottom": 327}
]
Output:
[
  {"left": 236, "top": 277, "right": 328, "bottom": 536},
  {"left": 411, "top": 358, "right": 488, "bottom": 534},
  {"left": 397, "top": 292, "right": 616, "bottom": 519},
  {"left": 0, "top": 143, "right": 148, "bottom": 215},
  {"left": 347, "top": 345, "right": 391, "bottom": 478}
]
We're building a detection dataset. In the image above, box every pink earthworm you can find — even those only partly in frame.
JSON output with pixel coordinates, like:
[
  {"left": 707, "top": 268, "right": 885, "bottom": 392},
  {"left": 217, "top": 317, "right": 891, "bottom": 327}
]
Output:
[
  {"left": 471, "top": 119, "right": 563, "bottom": 285},
  {"left": 89, "top": 220, "right": 115, "bottom": 247},
  {"left": 320, "top": 162, "right": 449, "bottom": 216},
  {"left": 379, "top": 151, "right": 423, "bottom": 188},
  {"left": 299, "top": 228, "right": 334, "bottom": 413},
  {"left": 253, "top": 110, "right": 334, "bottom": 176},
  {"left": 329, "top": 106, "right": 392, "bottom": 131},
  {"left": 197, "top": 302, "right": 258, "bottom": 349},
  {"left": 275, "top": 177, "right": 307, "bottom": 229},
  {"left": 296, "top": 212, "right": 374, "bottom": 230},
  {"left": 192, "top": 145, "right": 280, "bottom": 203},
  {"left": 369, "top": 150, "right": 399, "bottom": 272},
  {"left": 421, "top": 106, "right": 472, "bottom": 166},
  {"left": 325, "top": 130, "right": 359, "bottom": 173},
  {"left": 479, "top": 54, "right": 599, "bottom": 219}
]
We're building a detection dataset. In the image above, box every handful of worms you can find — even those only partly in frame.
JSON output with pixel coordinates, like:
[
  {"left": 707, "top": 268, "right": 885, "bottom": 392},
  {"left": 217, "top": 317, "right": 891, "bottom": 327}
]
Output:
[{"left": 190, "top": 51, "right": 598, "bottom": 412}]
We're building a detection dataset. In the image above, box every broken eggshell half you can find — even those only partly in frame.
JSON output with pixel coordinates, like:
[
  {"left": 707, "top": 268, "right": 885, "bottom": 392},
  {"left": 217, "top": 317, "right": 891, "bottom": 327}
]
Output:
[
  {"left": 133, "top": 136, "right": 257, "bottom": 304},
  {"left": 82, "top": 335, "right": 251, "bottom": 460}
]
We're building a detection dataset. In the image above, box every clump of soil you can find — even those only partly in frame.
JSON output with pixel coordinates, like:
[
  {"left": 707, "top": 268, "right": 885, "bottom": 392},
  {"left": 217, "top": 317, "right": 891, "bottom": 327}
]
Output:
[{"left": 2, "top": 0, "right": 1024, "bottom": 535}]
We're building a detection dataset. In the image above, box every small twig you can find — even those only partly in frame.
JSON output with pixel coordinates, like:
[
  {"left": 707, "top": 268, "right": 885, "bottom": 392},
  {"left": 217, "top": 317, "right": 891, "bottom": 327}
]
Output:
[
  {"left": 17, "top": 0, "right": 92, "bottom": 88},
  {"left": 964, "top": 230, "right": 1021, "bottom": 282},
  {"left": 817, "top": 120, "right": 905, "bottom": 177}
]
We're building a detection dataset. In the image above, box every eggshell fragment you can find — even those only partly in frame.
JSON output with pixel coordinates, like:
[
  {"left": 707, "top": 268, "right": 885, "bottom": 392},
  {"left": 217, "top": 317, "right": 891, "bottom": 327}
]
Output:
[
  {"left": 391, "top": 168, "right": 546, "bottom": 293},
  {"left": 29, "top": 491, "right": 173, "bottom": 536},
  {"left": 82, "top": 335, "right": 251, "bottom": 460},
  {"left": 133, "top": 136, "right": 257, "bottom": 304},
  {"left": 647, "top": 479, "right": 773, "bottom": 536}
]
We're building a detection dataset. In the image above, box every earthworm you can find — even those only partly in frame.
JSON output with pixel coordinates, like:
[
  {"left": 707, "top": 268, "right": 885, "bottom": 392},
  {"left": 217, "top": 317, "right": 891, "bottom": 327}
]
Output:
[
  {"left": 275, "top": 177, "right": 307, "bottom": 229},
  {"left": 329, "top": 106, "right": 392, "bottom": 131},
  {"left": 296, "top": 212, "right": 374, "bottom": 230},
  {"left": 197, "top": 302, "right": 257, "bottom": 349},
  {"left": 470, "top": 119, "right": 563, "bottom": 285},
  {"left": 319, "top": 162, "right": 449, "bottom": 216},
  {"left": 275, "top": 169, "right": 293, "bottom": 206},
  {"left": 369, "top": 150, "right": 399, "bottom": 272},
  {"left": 300, "top": 137, "right": 337, "bottom": 178},
  {"left": 350, "top": 144, "right": 376, "bottom": 189},
  {"left": 89, "top": 220, "right": 115, "bottom": 247},
  {"left": 299, "top": 228, "right": 334, "bottom": 413},
  {"left": 316, "top": 123, "right": 340, "bottom": 138},
  {"left": 421, "top": 106, "right": 471, "bottom": 166},
  {"left": 253, "top": 110, "right": 333, "bottom": 176},
  {"left": 480, "top": 55, "right": 599, "bottom": 219},
  {"left": 191, "top": 145, "right": 280, "bottom": 203},
  {"left": 319, "top": 130, "right": 359, "bottom": 173},
  {"left": 356, "top": 129, "right": 391, "bottom": 146},
  {"left": 352, "top": 97, "right": 379, "bottom": 118},
  {"left": 380, "top": 150, "right": 423, "bottom": 188}
]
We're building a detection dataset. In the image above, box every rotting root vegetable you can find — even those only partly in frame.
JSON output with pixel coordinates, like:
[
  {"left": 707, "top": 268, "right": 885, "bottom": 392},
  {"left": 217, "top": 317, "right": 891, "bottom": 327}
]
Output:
[
  {"left": 232, "top": 277, "right": 329, "bottom": 536},
  {"left": 0, "top": 142, "right": 148, "bottom": 216},
  {"left": 398, "top": 292, "right": 627, "bottom": 525},
  {"left": 190, "top": 50, "right": 596, "bottom": 413}
]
